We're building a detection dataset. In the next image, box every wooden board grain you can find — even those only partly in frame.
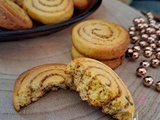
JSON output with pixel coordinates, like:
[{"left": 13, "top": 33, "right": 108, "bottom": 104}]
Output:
[{"left": 0, "top": 0, "right": 160, "bottom": 120}]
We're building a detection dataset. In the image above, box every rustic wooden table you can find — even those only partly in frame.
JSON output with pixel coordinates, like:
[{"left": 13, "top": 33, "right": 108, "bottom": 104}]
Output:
[{"left": 0, "top": 0, "right": 160, "bottom": 120}]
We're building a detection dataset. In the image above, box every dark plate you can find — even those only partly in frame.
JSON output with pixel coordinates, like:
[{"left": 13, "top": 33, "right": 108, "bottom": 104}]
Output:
[{"left": 0, "top": 0, "right": 102, "bottom": 41}]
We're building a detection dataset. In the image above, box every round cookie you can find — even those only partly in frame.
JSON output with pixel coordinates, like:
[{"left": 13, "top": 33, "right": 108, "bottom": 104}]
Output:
[
  {"left": 23, "top": 0, "right": 74, "bottom": 24},
  {"left": 0, "top": 0, "right": 32, "bottom": 30},
  {"left": 72, "top": 19, "right": 130, "bottom": 60},
  {"left": 13, "top": 64, "right": 74, "bottom": 112},
  {"left": 71, "top": 45, "right": 124, "bottom": 69}
]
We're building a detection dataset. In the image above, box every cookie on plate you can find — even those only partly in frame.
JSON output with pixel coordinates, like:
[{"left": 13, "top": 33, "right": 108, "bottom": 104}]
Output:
[
  {"left": 23, "top": 0, "right": 74, "bottom": 24},
  {"left": 0, "top": 0, "right": 32, "bottom": 30}
]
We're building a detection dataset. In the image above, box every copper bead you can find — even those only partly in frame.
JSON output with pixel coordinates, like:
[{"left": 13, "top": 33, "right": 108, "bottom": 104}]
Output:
[
  {"left": 150, "top": 58, "right": 160, "bottom": 68},
  {"left": 155, "top": 47, "right": 160, "bottom": 52},
  {"left": 155, "top": 81, "right": 160, "bottom": 91},
  {"left": 156, "top": 40, "right": 160, "bottom": 47},
  {"left": 155, "top": 52, "right": 160, "bottom": 60},
  {"left": 147, "top": 37, "right": 155, "bottom": 44},
  {"left": 132, "top": 45, "right": 141, "bottom": 52},
  {"left": 144, "top": 46, "right": 153, "bottom": 51},
  {"left": 136, "top": 67, "right": 147, "bottom": 77},
  {"left": 133, "top": 18, "right": 141, "bottom": 25},
  {"left": 132, "top": 52, "right": 140, "bottom": 60},
  {"left": 139, "top": 41, "right": 148, "bottom": 48},
  {"left": 129, "top": 31, "right": 135, "bottom": 36},
  {"left": 143, "top": 50, "right": 153, "bottom": 58},
  {"left": 141, "top": 34, "right": 149, "bottom": 40},
  {"left": 131, "top": 36, "right": 139, "bottom": 44},
  {"left": 143, "top": 76, "right": 154, "bottom": 87},
  {"left": 129, "top": 26, "right": 136, "bottom": 31},
  {"left": 140, "top": 60, "right": 150, "bottom": 69},
  {"left": 125, "top": 48, "right": 133, "bottom": 58},
  {"left": 150, "top": 43, "right": 157, "bottom": 49}
]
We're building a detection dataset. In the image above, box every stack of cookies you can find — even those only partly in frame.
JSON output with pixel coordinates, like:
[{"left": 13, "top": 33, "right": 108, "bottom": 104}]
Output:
[{"left": 71, "top": 19, "right": 130, "bottom": 69}]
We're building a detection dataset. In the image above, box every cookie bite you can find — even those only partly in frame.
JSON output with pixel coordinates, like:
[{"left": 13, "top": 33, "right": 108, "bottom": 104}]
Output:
[
  {"left": 66, "top": 58, "right": 135, "bottom": 120},
  {"left": 13, "top": 64, "right": 74, "bottom": 112}
]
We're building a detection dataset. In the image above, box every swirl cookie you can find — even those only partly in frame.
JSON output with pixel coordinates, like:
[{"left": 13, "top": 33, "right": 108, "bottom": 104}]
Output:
[
  {"left": 13, "top": 64, "right": 74, "bottom": 112},
  {"left": 0, "top": 0, "right": 32, "bottom": 30},
  {"left": 23, "top": 0, "right": 74, "bottom": 24},
  {"left": 66, "top": 58, "right": 135, "bottom": 120},
  {"left": 71, "top": 19, "right": 129, "bottom": 69},
  {"left": 71, "top": 45, "right": 124, "bottom": 69}
]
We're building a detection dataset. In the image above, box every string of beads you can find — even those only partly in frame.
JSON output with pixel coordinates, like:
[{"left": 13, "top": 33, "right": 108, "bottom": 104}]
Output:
[{"left": 125, "top": 12, "right": 160, "bottom": 92}]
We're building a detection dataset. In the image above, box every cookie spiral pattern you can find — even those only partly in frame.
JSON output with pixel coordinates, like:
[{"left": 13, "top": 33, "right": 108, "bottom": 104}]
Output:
[
  {"left": 66, "top": 58, "right": 135, "bottom": 120},
  {"left": 13, "top": 64, "right": 74, "bottom": 111},
  {"left": 23, "top": 0, "right": 74, "bottom": 24},
  {"left": 72, "top": 20, "right": 129, "bottom": 60}
]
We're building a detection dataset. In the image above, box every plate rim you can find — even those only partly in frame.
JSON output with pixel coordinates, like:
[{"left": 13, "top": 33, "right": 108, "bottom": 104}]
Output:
[{"left": 0, "top": 0, "right": 102, "bottom": 41}]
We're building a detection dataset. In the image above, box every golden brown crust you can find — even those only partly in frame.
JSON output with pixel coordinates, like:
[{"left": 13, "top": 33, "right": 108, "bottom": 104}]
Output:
[
  {"left": 23, "top": 0, "right": 74, "bottom": 25},
  {"left": 0, "top": 0, "right": 32, "bottom": 30},
  {"left": 72, "top": 0, "right": 88, "bottom": 11},
  {"left": 71, "top": 45, "right": 124, "bottom": 69},
  {"left": 72, "top": 19, "right": 130, "bottom": 60},
  {"left": 13, "top": 64, "right": 74, "bottom": 112},
  {"left": 66, "top": 58, "right": 135, "bottom": 120}
]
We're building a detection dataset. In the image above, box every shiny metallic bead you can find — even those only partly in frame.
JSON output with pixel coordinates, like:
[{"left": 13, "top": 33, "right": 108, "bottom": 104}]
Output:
[
  {"left": 150, "top": 58, "right": 160, "bottom": 68},
  {"left": 155, "top": 81, "right": 160, "bottom": 92},
  {"left": 136, "top": 67, "right": 147, "bottom": 77},
  {"left": 147, "top": 37, "right": 155, "bottom": 44},
  {"left": 139, "top": 41, "right": 148, "bottom": 48},
  {"left": 132, "top": 45, "right": 141, "bottom": 52},
  {"left": 156, "top": 40, "right": 160, "bottom": 47},
  {"left": 140, "top": 60, "right": 150, "bottom": 69},
  {"left": 129, "top": 31, "right": 135, "bottom": 36},
  {"left": 131, "top": 52, "right": 140, "bottom": 60},
  {"left": 133, "top": 18, "right": 141, "bottom": 25},
  {"left": 141, "top": 34, "right": 149, "bottom": 40},
  {"left": 143, "top": 50, "right": 153, "bottom": 58},
  {"left": 150, "top": 43, "right": 157, "bottom": 49},
  {"left": 143, "top": 76, "right": 154, "bottom": 87},
  {"left": 143, "top": 23, "right": 149, "bottom": 28},
  {"left": 146, "top": 12, "right": 153, "bottom": 16},
  {"left": 131, "top": 36, "right": 139, "bottom": 44},
  {"left": 144, "top": 46, "right": 153, "bottom": 51},
  {"left": 154, "top": 23, "right": 160, "bottom": 29},
  {"left": 149, "top": 20, "right": 156, "bottom": 24},
  {"left": 149, "top": 23, "right": 156, "bottom": 28},
  {"left": 146, "top": 27, "right": 156, "bottom": 34},
  {"left": 137, "top": 23, "right": 144, "bottom": 30},
  {"left": 156, "top": 30, "right": 160, "bottom": 36},
  {"left": 150, "top": 34, "right": 157, "bottom": 39},
  {"left": 155, "top": 47, "right": 160, "bottom": 52},
  {"left": 147, "top": 14, "right": 154, "bottom": 19},
  {"left": 155, "top": 52, "right": 160, "bottom": 60},
  {"left": 139, "top": 17, "right": 145, "bottom": 23},
  {"left": 140, "top": 29, "right": 146, "bottom": 34},
  {"left": 125, "top": 48, "right": 133, "bottom": 58},
  {"left": 129, "top": 26, "right": 136, "bottom": 31}
]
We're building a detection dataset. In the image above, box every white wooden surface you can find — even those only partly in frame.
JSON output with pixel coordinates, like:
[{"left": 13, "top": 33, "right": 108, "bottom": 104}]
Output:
[{"left": 0, "top": 0, "right": 160, "bottom": 120}]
